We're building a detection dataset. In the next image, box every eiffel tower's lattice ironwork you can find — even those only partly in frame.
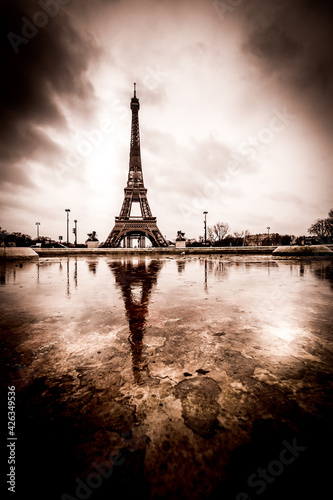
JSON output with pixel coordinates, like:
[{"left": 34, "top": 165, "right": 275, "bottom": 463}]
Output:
[{"left": 102, "top": 84, "right": 167, "bottom": 248}]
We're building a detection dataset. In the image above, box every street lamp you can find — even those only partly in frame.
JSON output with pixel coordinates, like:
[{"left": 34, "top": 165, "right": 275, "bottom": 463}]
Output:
[
  {"left": 35, "top": 222, "right": 40, "bottom": 239},
  {"left": 267, "top": 226, "right": 270, "bottom": 245},
  {"left": 65, "top": 209, "right": 70, "bottom": 245},
  {"left": 203, "top": 211, "right": 208, "bottom": 246},
  {"left": 73, "top": 219, "right": 78, "bottom": 246}
]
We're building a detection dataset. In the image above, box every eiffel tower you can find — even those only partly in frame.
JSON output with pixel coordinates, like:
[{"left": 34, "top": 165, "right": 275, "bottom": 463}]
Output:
[{"left": 103, "top": 84, "right": 167, "bottom": 248}]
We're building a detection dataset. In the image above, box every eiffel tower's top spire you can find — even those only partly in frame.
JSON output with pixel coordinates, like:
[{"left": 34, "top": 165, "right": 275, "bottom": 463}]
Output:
[
  {"left": 128, "top": 83, "right": 143, "bottom": 188},
  {"left": 130, "top": 82, "right": 140, "bottom": 110}
]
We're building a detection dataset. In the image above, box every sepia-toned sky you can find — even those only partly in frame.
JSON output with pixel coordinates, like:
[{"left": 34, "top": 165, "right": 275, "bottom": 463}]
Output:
[{"left": 1, "top": 0, "right": 333, "bottom": 242}]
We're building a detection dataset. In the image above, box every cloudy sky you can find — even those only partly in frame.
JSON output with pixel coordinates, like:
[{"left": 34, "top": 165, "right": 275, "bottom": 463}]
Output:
[{"left": 1, "top": 0, "right": 332, "bottom": 243}]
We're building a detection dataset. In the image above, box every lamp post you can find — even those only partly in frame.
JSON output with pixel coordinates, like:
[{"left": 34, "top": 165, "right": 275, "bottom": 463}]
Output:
[
  {"left": 65, "top": 209, "right": 70, "bottom": 245},
  {"left": 73, "top": 219, "right": 77, "bottom": 246},
  {"left": 203, "top": 211, "right": 208, "bottom": 246},
  {"left": 35, "top": 222, "right": 40, "bottom": 240},
  {"left": 267, "top": 226, "right": 270, "bottom": 245}
]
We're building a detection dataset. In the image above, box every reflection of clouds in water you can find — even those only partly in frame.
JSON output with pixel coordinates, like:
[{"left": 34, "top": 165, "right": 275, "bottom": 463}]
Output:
[
  {"left": 260, "top": 323, "right": 321, "bottom": 362},
  {"left": 1, "top": 257, "right": 332, "bottom": 378}
]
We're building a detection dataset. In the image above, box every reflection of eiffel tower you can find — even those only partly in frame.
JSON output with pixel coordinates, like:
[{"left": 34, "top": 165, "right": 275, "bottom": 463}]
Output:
[
  {"left": 103, "top": 84, "right": 167, "bottom": 248},
  {"left": 109, "top": 259, "right": 163, "bottom": 383}
]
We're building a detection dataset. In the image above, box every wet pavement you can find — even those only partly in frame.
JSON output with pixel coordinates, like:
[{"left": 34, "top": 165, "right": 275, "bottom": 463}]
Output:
[{"left": 1, "top": 255, "right": 333, "bottom": 500}]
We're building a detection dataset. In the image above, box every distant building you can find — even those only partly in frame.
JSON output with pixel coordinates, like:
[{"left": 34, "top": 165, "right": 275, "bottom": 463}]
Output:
[
  {"left": 246, "top": 233, "right": 293, "bottom": 246},
  {"left": 246, "top": 233, "right": 279, "bottom": 246}
]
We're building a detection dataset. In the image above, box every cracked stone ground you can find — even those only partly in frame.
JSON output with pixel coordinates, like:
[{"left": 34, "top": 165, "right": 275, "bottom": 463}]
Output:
[{"left": 1, "top": 256, "right": 332, "bottom": 500}]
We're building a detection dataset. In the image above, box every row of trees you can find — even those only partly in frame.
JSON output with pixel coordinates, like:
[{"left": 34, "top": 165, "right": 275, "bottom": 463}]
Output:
[
  {"left": 0, "top": 228, "right": 33, "bottom": 247},
  {"left": 0, "top": 228, "right": 64, "bottom": 247},
  {"left": 198, "top": 224, "right": 292, "bottom": 247},
  {"left": 202, "top": 209, "right": 333, "bottom": 246},
  {"left": 207, "top": 222, "right": 253, "bottom": 245}
]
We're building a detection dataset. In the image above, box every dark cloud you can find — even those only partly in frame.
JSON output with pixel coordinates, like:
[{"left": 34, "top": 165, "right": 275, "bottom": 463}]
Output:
[
  {"left": 242, "top": 0, "right": 333, "bottom": 125},
  {"left": 0, "top": 0, "right": 99, "bottom": 183},
  {"left": 247, "top": 25, "right": 302, "bottom": 64},
  {"left": 0, "top": 125, "right": 63, "bottom": 187}
]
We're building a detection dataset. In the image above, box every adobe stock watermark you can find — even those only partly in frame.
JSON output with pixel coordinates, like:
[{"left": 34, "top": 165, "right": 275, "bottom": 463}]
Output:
[
  {"left": 236, "top": 437, "right": 307, "bottom": 499},
  {"left": 212, "top": 0, "right": 245, "bottom": 22},
  {"left": 7, "top": 0, "right": 72, "bottom": 54},
  {"left": 142, "top": 65, "right": 169, "bottom": 92},
  {"left": 55, "top": 118, "right": 113, "bottom": 183},
  {"left": 61, "top": 431, "right": 148, "bottom": 500},
  {"left": 179, "top": 106, "right": 296, "bottom": 225},
  {"left": 238, "top": 107, "right": 296, "bottom": 160}
]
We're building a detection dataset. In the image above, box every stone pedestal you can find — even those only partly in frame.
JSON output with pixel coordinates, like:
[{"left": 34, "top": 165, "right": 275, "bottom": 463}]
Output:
[
  {"left": 176, "top": 241, "right": 186, "bottom": 248},
  {"left": 86, "top": 241, "right": 99, "bottom": 248}
]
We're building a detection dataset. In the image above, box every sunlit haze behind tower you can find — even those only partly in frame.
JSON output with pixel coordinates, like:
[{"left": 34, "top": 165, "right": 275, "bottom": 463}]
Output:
[{"left": 1, "top": 0, "right": 333, "bottom": 242}]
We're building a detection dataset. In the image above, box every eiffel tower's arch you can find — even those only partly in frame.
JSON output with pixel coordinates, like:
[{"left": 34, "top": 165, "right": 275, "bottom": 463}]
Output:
[
  {"left": 110, "top": 226, "right": 165, "bottom": 248},
  {"left": 102, "top": 84, "right": 167, "bottom": 248}
]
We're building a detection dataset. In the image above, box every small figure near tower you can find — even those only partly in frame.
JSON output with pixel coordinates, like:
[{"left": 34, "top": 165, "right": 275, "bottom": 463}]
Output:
[{"left": 102, "top": 84, "right": 167, "bottom": 248}]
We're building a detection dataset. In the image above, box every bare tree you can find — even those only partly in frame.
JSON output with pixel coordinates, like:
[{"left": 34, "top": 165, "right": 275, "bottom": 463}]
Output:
[
  {"left": 233, "top": 231, "right": 244, "bottom": 246},
  {"left": 213, "top": 222, "right": 229, "bottom": 241},
  {"left": 233, "top": 231, "right": 244, "bottom": 239},
  {"left": 327, "top": 210, "right": 333, "bottom": 236},
  {"left": 308, "top": 219, "right": 326, "bottom": 238},
  {"left": 308, "top": 216, "right": 332, "bottom": 238}
]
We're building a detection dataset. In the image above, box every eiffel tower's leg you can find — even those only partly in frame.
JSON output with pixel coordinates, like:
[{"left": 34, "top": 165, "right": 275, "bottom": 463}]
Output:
[
  {"left": 103, "top": 229, "right": 119, "bottom": 247},
  {"left": 141, "top": 227, "right": 166, "bottom": 247},
  {"left": 152, "top": 230, "right": 167, "bottom": 247},
  {"left": 139, "top": 192, "right": 152, "bottom": 218},
  {"left": 120, "top": 192, "right": 132, "bottom": 218}
]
